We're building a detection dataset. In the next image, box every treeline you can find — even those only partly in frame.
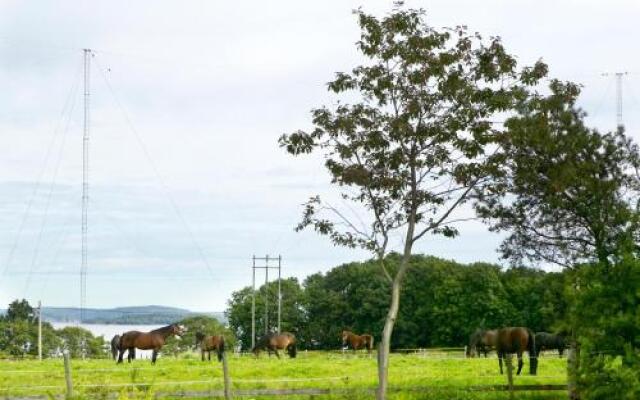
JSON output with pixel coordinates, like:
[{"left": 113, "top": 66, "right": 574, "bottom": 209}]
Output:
[
  {"left": 0, "top": 300, "right": 230, "bottom": 359},
  {"left": 0, "top": 300, "right": 106, "bottom": 358},
  {"left": 226, "top": 254, "right": 568, "bottom": 350}
]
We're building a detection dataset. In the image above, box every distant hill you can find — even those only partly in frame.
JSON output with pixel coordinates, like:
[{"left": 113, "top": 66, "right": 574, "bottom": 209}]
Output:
[{"left": 23, "top": 305, "right": 227, "bottom": 325}]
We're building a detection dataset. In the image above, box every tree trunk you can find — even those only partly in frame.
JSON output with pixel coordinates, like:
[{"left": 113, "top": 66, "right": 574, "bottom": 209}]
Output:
[
  {"left": 567, "top": 331, "right": 580, "bottom": 400},
  {"left": 376, "top": 254, "right": 411, "bottom": 400},
  {"left": 376, "top": 158, "right": 417, "bottom": 400}
]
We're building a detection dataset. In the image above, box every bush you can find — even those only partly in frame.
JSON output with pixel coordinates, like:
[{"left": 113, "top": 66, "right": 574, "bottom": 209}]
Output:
[{"left": 579, "top": 348, "right": 640, "bottom": 400}]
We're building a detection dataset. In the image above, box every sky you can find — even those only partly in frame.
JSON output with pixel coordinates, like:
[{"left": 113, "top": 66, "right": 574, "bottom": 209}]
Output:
[{"left": 1, "top": 0, "right": 638, "bottom": 312}]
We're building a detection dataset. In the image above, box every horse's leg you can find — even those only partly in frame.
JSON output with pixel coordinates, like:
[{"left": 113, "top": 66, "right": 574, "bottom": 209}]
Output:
[
  {"left": 128, "top": 348, "right": 134, "bottom": 363},
  {"left": 516, "top": 352, "right": 523, "bottom": 375},
  {"left": 151, "top": 349, "right": 158, "bottom": 364},
  {"left": 275, "top": 349, "right": 281, "bottom": 359},
  {"left": 201, "top": 349, "right": 205, "bottom": 361},
  {"left": 208, "top": 351, "right": 211, "bottom": 361},
  {"left": 559, "top": 348, "right": 564, "bottom": 358},
  {"left": 498, "top": 352, "right": 504, "bottom": 374},
  {"left": 117, "top": 348, "right": 124, "bottom": 364}
]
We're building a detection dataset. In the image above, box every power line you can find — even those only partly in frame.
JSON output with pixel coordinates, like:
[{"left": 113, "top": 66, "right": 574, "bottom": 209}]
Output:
[
  {"left": 23, "top": 70, "right": 80, "bottom": 296},
  {"left": 0, "top": 59, "right": 83, "bottom": 286},
  {"left": 92, "top": 55, "right": 216, "bottom": 281}
]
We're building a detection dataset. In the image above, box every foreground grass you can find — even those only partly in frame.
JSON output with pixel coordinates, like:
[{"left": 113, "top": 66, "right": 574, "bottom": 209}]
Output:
[{"left": 0, "top": 351, "right": 567, "bottom": 399}]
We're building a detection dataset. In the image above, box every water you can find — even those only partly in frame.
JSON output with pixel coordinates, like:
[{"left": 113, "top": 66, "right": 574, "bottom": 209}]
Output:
[{"left": 51, "top": 322, "right": 163, "bottom": 359}]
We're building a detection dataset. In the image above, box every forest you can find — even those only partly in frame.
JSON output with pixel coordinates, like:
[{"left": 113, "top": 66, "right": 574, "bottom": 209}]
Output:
[{"left": 227, "top": 254, "right": 568, "bottom": 350}]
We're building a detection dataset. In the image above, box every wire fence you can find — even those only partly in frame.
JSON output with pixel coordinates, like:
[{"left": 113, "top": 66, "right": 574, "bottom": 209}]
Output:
[{"left": 0, "top": 350, "right": 570, "bottom": 399}]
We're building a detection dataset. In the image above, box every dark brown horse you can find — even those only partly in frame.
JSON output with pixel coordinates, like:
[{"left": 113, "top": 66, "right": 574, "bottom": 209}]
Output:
[
  {"left": 535, "top": 332, "right": 567, "bottom": 357},
  {"left": 117, "top": 324, "right": 185, "bottom": 364},
  {"left": 110, "top": 334, "right": 122, "bottom": 360},
  {"left": 341, "top": 330, "right": 374, "bottom": 354},
  {"left": 496, "top": 327, "right": 537, "bottom": 375},
  {"left": 466, "top": 329, "right": 498, "bottom": 357},
  {"left": 252, "top": 332, "right": 297, "bottom": 358},
  {"left": 195, "top": 332, "right": 225, "bottom": 362}
]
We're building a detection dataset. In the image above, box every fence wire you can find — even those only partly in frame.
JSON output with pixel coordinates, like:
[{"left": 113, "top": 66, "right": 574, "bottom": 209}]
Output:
[{"left": 0, "top": 351, "right": 571, "bottom": 398}]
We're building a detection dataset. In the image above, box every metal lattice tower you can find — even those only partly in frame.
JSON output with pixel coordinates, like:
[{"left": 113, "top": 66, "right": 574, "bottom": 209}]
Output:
[
  {"left": 602, "top": 71, "right": 628, "bottom": 130},
  {"left": 80, "top": 49, "right": 91, "bottom": 323}
]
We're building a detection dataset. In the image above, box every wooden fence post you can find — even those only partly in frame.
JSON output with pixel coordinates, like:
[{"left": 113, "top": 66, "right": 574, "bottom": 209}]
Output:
[
  {"left": 63, "top": 351, "right": 73, "bottom": 399},
  {"left": 567, "top": 337, "right": 580, "bottom": 400},
  {"left": 505, "top": 354, "right": 514, "bottom": 400},
  {"left": 222, "top": 351, "right": 232, "bottom": 399}
]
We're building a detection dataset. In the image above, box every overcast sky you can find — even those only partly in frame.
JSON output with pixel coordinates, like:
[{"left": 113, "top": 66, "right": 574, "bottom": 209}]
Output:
[{"left": 1, "top": 0, "right": 638, "bottom": 312}]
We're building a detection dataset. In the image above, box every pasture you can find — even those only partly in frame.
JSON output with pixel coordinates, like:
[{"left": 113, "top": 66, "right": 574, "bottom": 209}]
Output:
[{"left": 0, "top": 351, "right": 567, "bottom": 399}]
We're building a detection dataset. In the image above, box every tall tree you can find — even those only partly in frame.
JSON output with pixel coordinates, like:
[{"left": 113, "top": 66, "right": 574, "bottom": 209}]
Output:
[
  {"left": 279, "top": 5, "right": 547, "bottom": 397},
  {"left": 476, "top": 80, "right": 640, "bottom": 268},
  {"left": 475, "top": 80, "right": 640, "bottom": 399},
  {"left": 5, "top": 299, "right": 35, "bottom": 322},
  {"left": 56, "top": 326, "right": 106, "bottom": 358}
]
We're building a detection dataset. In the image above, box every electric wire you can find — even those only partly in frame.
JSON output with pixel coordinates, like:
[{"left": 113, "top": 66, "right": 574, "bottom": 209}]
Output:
[{"left": 93, "top": 55, "right": 216, "bottom": 280}]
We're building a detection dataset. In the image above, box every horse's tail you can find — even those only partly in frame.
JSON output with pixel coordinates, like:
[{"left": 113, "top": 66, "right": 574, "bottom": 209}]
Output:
[
  {"left": 288, "top": 338, "right": 297, "bottom": 358},
  {"left": 289, "top": 343, "right": 297, "bottom": 358},
  {"left": 217, "top": 337, "right": 225, "bottom": 362},
  {"left": 528, "top": 328, "right": 537, "bottom": 375}
]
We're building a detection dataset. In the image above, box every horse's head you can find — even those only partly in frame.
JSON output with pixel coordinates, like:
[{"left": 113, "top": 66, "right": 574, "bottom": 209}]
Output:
[
  {"left": 341, "top": 330, "right": 350, "bottom": 346},
  {"left": 467, "top": 330, "right": 483, "bottom": 358},
  {"left": 171, "top": 324, "right": 187, "bottom": 339}
]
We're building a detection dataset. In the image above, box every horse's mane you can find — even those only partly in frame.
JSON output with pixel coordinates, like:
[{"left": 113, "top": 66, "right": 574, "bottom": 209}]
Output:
[{"left": 151, "top": 324, "right": 175, "bottom": 334}]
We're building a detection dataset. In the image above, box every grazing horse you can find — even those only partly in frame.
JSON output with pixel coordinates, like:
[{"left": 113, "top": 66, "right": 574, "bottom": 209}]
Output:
[
  {"left": 341, "top": 330, "right": 374, "bottom": 354},
  {"left": 110, "top": 334, "right": 122, "bottom": 360},
  {"left": 117, "top": 324, "right": 185, "bottom": 364},
  {"left": 252, "top": 332, "right": 297, "bottom": 358},
  {"left": 195, "top": 332, "right": 225, "bottom": 362},
  {"left": 466, "top": 329, "right": 497, "bottom": 358},
  {"left": 535, "top": 332, "right": 567, "bottom": 357},
  {"left": 496, "top": 327, "right": 537, "bottom": 376}
]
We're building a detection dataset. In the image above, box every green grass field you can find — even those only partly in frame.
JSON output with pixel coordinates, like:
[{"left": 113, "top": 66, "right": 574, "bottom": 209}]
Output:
[{"left": 0, "top": 352, "right": 568, "bottom": 399}]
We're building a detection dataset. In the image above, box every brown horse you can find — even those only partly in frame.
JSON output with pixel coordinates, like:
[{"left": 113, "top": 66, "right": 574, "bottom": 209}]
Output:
[
  {"left": 252, "top": 332, "right": 297, "bottom": 358},
  {"left": 341, "top": 330, "right": 374, "bottom": 354},
  {"left": 195, "top": 332, "right": 225, "bottom": 362},
  {"left": 466, "top": 329, "right": 498, "bottom": 357},
  {"left": 117, "top": 324, "right": 185, "bottom": 364},
  {"left": 496, "top": 327, "right": 537, "bottom": 375}
]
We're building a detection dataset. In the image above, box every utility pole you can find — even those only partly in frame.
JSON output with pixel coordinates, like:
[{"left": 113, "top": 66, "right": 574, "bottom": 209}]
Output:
[
  {"left": 37, "top": 300, "right": 42, "bottom": 361},
  {"left": 277, "top": 255, "right": 282, "bottom": 334},
  {"left": 602, "top": 71, "right": 628, "bottom": 130},
  {"left": 250, "top": 255, "right": 283, "bottom": 349},
  {"left": 81, "top": 49, "right": 91, "bottom": 324},
  {"left": 251, "top": 256, "right": 256, "bottom": 350},
  {"left": 264, "top": 255, "right": 269, "bottom": 336}
]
